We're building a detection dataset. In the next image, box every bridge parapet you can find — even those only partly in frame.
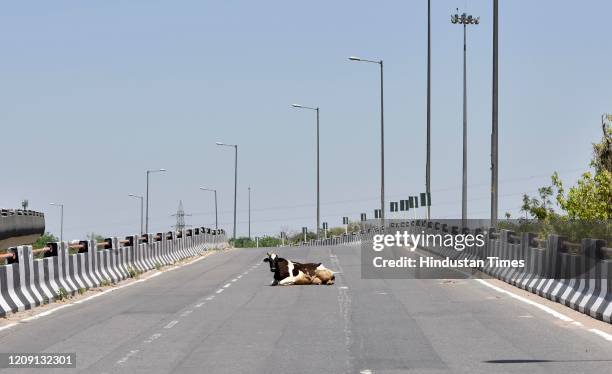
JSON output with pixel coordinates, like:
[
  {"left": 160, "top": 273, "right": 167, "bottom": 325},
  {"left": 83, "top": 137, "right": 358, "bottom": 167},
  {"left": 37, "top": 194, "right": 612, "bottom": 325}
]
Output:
[
  {"left": 0, "top": 209, "right": 46, "bottom": 250},
  {"left": 0, "top": 225, "right": 227, "bottom": 317}
]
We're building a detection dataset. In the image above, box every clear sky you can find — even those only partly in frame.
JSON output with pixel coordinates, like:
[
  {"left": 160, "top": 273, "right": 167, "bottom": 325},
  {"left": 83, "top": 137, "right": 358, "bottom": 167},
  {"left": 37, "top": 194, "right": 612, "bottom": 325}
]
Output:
[{"left": 2, "top": 0, "right": 611, "bottom": 240}]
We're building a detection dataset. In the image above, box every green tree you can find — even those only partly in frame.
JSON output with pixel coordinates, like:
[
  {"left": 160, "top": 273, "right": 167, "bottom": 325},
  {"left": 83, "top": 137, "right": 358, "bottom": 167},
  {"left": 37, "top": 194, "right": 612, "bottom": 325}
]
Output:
[
  {"left": 522, "top": 119, "right": 612, "bottom": 221},
  {"left": 258, "top": 236, "right": 281, "bottom": 247},
  {"left": 519, "top": 118, "right": 612, "bottom": 243},
  {"left": 231, "top": 237, "right": 256, "bottom": 248},
  {"left": 33, "top": 233, "right": 58, "bottom": 249}
]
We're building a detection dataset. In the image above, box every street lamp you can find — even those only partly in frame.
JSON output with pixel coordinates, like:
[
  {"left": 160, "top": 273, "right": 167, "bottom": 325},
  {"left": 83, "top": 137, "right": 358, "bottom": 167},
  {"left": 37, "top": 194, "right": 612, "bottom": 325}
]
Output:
[
  {"left": 216, "top": 142, "right": 238, "bottom": 240},
  {"left": 291, "top": 103, "right": 321, "bottom": 239},
  {"left": 49, "top": 202, "right": 64, "bottom": 243},
  {"left": 426, "top": 0, "right": 432, "bottom": 220},
  {"left": 451, "top": 10, "right": 479, "bottom": 226},
  {"left": 348, "top": 55, "right": 385, "bottom": 230},
  {"left": 199, "top": 187, "right": 218, "bottom": 230},
  {"left": 248, "top": 186, "right": 251, "bottom": 239},
  {"left": 491, "top": 0, "right": 499, "bottom": 228},
  {"left": 128, "top": 194, "right": 144, "bottom": 235},
  {"left": 145, "top": 168, "right": 167, "bottom": 234}
]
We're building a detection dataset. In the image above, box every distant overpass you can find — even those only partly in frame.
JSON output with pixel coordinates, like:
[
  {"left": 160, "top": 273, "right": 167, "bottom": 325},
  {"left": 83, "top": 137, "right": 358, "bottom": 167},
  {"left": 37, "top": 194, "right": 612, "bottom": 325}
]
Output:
[{"left": 0, "top": 209, "right": 45, "bottom": 250}]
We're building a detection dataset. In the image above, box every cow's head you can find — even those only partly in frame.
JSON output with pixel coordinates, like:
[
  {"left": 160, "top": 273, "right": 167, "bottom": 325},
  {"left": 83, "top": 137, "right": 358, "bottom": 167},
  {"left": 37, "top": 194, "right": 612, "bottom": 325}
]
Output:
[{"left": 263, "top": 252, "right": 279, "bottom": 272}]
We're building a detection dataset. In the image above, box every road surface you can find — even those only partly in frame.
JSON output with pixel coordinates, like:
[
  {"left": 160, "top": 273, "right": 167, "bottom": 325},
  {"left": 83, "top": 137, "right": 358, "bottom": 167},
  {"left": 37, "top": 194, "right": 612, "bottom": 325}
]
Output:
[{"left": 0, "top": 244, "right": 610, "bottom": 373}]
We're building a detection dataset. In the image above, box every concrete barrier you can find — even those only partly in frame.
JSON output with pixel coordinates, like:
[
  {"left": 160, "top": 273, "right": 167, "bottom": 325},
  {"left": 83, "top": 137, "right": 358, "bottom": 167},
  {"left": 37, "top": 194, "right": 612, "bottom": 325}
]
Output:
[
  {"left": 0, "top": 226, "right": 227, "bottom": 317},
  {"left": 394, "top": 221, "right": 611, "bottom": 324},
  {"left": 301, "top": 221, "right": 610, "bottom": 323}
]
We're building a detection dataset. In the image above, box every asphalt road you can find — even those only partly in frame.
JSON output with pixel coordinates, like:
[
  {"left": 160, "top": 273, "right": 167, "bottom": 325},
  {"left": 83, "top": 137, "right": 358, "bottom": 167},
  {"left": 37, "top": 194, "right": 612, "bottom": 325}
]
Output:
[{"left": 0, "top": 244, "right": 610, "bottom": 374}]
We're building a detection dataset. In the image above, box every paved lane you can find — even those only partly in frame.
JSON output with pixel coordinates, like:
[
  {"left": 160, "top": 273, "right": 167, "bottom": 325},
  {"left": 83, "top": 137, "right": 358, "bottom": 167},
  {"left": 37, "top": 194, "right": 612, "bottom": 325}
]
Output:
[{"left": 0, "top": 245, "right": 610, "bottom": 374}]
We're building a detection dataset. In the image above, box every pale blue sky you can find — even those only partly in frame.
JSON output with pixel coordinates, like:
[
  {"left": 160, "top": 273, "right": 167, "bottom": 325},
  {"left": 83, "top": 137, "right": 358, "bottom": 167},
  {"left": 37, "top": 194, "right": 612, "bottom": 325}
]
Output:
[{"left": 2, "top": 1, "right": 611, "bottom": 240}]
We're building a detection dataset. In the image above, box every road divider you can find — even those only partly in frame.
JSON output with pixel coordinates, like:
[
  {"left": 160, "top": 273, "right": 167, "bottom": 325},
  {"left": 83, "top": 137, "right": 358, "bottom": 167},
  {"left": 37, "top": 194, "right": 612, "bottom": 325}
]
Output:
[{"left": 0, "top": 227, "right": 227, "bottom": 316}]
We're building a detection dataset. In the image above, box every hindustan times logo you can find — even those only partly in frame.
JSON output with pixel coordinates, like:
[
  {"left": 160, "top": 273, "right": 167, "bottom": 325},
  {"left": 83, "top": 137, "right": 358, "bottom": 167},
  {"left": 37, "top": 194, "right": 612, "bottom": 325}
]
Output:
[{"left": 372, "top": 231, "right": 486, "bottom": 252}]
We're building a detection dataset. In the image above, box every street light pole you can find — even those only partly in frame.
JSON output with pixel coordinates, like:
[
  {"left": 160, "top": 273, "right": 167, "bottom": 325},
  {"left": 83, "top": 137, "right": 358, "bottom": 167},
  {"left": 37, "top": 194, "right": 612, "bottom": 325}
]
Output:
[
  {"left": 491, "top": 0, "right": 499, "bottom": 228},
  {"left": 145, "top": 168, "right": 167, "bottom": 234},
  {"left": 214, "top": 189, "right": 218, "bottom": 230},
  {"left": 426, "top": 0, "right": 432, "bottom": 220},
  {"left": 199, "top": 187, "right": 218, "bottom": 229},
  {"left": 216, "top": 142, "right": 238, "bottom": 240},
  {"left": 348, "top": 56, "right": 385, "bottom": 230},
  {"left": 291, "top": 104, "right": 320, "bottom": 238},
  {"left": 128, "top": 194, "right": 144, "bottom": 234},
  {"left": 451, "top": 10, "right": 479, "bottom": 226},
  {"left": 49, "top": 203, "right": 64, "bottom": 243},
  {"left": 248, "top": 186, "right": 251, "bottom": 239}
]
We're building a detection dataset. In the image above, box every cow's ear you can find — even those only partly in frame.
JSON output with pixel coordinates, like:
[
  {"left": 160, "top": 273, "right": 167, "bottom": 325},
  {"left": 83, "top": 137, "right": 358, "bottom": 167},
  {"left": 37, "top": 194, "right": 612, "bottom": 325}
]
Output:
[{"left": 263, "top": 258, "right": 269, "bottom": 262}]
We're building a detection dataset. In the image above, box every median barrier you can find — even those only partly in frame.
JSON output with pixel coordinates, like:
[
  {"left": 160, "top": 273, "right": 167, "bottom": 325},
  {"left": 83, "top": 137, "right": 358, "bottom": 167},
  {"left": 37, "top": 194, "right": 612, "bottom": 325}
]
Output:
[{"left": 0, "top": 226, "right": 227, "bottom": 316}]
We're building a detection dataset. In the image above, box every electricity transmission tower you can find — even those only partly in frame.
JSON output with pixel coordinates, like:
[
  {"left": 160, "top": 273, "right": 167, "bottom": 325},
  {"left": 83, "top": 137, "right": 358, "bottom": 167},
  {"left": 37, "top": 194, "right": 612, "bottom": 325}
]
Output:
[{"left": 172, "top": 200, "right": 192, "bottom": 231}]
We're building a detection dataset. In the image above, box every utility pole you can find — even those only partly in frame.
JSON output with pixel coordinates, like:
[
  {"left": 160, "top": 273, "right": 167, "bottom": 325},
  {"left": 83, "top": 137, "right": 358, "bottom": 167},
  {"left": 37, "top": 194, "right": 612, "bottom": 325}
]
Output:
[
  {"left": 292, "top": 104, "right": 321, "bottom": 239},
  {"left": 451, "top": 10, "right": 479, "bottom": 227},
  {"left": 426, "top": 0, "right": 432, "bottom": 220},
  {"left": 491, "top": 0, "right": 499, "bottom": 228},
  {"left": 199, "top": 187, "right": 218, "bottom": 229},
  {"left": 248, "top": 186, "right": 251, "bottom": 239},
  {"left": 216, "top": 142, "right": 238, "bottom": 240},
  {"left": 348, "top": 56, "right": 385, "bottom": 231},
  {"left": 128, "top": 194, "right": 144, "bottom": 234}
]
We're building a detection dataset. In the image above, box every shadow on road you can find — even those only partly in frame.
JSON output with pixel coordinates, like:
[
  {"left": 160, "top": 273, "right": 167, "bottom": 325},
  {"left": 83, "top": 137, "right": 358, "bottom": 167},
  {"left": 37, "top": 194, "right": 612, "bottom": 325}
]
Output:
[{"left": 484, "top": 359, "right": 612, "bottom": 364}]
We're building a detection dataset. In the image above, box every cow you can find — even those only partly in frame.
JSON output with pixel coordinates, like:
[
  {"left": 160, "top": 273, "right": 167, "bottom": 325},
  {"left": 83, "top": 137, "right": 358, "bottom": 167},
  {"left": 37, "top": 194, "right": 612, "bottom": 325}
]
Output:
[{"left": 263, "top": 252, "right": 335, "bottom": 286}]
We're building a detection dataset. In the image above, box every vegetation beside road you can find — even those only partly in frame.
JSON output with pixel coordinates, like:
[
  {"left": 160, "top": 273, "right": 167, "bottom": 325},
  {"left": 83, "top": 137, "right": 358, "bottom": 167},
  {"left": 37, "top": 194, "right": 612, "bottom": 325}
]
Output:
[{"left": 505, "top": 119, "right": 611, "bottom": 245}]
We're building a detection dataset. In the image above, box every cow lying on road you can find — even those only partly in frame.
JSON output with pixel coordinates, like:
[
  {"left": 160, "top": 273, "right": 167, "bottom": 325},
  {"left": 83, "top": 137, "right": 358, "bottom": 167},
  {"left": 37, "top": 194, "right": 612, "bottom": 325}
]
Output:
[{"left": 263, "top": 252, "right": 335, "bottom": 286}]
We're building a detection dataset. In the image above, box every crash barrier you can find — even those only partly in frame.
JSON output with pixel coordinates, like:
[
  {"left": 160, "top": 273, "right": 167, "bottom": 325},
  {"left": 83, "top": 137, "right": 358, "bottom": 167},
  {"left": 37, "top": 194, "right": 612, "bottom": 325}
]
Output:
[
  {"left": 392, "top": 221, "right": 611, "bottom": 324},
  {"left": 0, "top": 209, "right": 45, "bottom": 250},
  {"left": 299, "top": 221, "right": 611, "bottom": 323},
  {"left": 0, "top": 227, "right": 227, "bottom": 317},
  {"left": 300, "top": 232, "right": 362, "bottom": 247}
]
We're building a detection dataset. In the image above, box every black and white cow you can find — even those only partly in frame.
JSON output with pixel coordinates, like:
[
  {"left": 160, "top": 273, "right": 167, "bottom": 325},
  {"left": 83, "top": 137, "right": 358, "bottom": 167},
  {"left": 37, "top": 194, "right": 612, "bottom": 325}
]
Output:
[{"left": 263, "top": 252, "right": 335, "bottom": 286}]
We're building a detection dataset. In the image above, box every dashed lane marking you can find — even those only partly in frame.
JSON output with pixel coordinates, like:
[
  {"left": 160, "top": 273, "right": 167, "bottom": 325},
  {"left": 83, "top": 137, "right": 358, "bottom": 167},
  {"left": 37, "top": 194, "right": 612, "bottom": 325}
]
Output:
[
  {"left": 116, "top": 350, "right": 139, "bottom": 365},
  {"left": 143, "top": 333, "right": 162, "bottom": 344}
]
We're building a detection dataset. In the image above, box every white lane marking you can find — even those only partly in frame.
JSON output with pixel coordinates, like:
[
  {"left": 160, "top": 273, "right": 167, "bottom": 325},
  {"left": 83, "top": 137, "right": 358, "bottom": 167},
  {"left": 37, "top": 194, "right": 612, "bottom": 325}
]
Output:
[
  {"left": 360, "top": 370, "right": 373, "bottom": 374},
  {"left": 4, "top": 250, "right": 218, "bottom": 329},
  {"left": 237, "top": 275, "right": 242, "bottom": 279},
  {"left": 231, "top": 278, "right": 238, "bottom": 282},
  {"left": 223, "top": 283, "right": 231, "bottom": 288},
  {"left": 330, "top": 252, "right": 352, "bottom": 369},
  {"left": 195, "top": 302, "right": 205, "bottom": 308},
  {"left": 180, "top": 310, "right": 193, "bottom": 317},
  {"left": 475, "top": 279, "right": 573, "bottom": 322},
  {"left": 116, "top": 349, "right": 139, "bottom": 365},
  {"left": 589, "top": 328, "right": 612, "bottom": 342},
  {"left": 143, "top": 333, "right": 162, "bottom": 344},
  {"left": 205, "top": 296, "right": 215, "bottom": 301},
  {"left": 21, "top": 304, "right": 74, "bottom": 322},
  {"left": 0, "top": 323, "right": 19, "bottom": 332},
  {"left": 518, "top": 315, "right": 534, "bottom": 318},
  {"left": 164, "top": 320, "right": 179, "bottom": 329},
  {"left": 478, "top": 280, "right": 612, "bottom": 344},
  {"left": 216, "top": 289, "right": 224, "bottom": 294}
]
